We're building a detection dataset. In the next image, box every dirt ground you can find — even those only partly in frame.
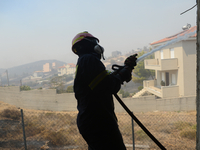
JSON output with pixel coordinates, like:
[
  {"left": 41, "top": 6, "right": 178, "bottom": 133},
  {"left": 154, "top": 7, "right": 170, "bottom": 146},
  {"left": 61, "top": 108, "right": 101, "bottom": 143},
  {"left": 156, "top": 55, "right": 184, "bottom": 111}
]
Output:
[{"left": 0, "top": 101, "right": 196, "bottom": 150}]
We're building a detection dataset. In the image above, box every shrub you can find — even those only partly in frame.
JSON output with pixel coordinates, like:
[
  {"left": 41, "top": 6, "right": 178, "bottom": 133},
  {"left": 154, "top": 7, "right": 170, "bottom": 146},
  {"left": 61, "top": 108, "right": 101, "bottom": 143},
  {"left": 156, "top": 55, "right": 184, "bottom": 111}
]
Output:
[
  {"left": 63, "top": 75, "right": 73, "bottom": 82},
  {"left": 66, "top": 85, "right": 74, "bottom": 93},
  {"left": 119, "top": 89, "right": 124, "bottom": 95},
  {"left": 119, "top": 89, "right": 130, "bottom": 98},
  {"left": 135, "top": 130, "right": 150, "bottom": 141},
  {"left": 160, "top": 80, "right": 165, "bottom": 86},
  {"left": 25, "top": 121, "right": 45, "bottom": 137},
  {"left": 174, "top": 121, "right": 193, "bottom": 130},
  {"left": 180, "top": 129, "right": 196, "bottom": 140},
  {"left": 20, "top": 85, "right": 31, "bottom": 91},
  {"left": 42, "top": 129, "right": 75, "bottom": 146},
  {"left": 1, "top": 109, "right": 21, "bottom": 120},
  {"left": 122, "top": 91, "right": 130, "bottom": 98},
  {"left": 138, "top": 86, "right": 143, "bottom": 91}
]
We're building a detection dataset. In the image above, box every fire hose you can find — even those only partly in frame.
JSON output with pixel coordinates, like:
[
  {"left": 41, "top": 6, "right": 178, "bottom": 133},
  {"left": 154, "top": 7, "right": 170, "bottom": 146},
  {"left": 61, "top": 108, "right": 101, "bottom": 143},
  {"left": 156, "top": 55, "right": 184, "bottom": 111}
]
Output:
[{"left": 111, "top": 64, "right": 166, "bottom": 150}]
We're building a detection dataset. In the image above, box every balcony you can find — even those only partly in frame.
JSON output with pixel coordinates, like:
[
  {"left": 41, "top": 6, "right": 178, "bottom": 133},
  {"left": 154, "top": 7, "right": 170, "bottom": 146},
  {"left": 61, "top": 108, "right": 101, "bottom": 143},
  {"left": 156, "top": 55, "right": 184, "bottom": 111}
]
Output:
[
  {"left": 144, "top": 58, "right": 178, "bottom": 71},
  {"left": 143, "top": 80, "right": 179, "bottom": 98}
]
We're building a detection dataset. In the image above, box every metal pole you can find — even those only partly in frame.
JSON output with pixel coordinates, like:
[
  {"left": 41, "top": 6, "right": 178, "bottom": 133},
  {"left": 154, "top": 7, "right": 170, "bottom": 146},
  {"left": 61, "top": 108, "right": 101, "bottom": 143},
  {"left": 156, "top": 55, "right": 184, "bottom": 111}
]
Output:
[
  {"left": 197, "top": 0, "right": 200, "bottom": 149},
  {"left": 131, "top": 116, "right": 135, "bottom": 150},
  {"left": 0, "top": 75, "right": 2, "bottom": 86},
  {"left": 21, "top": 109, "right": 27, "bottom": 150},
  {"left": 6, "top": 70, "right": 9, "bottom": 86},
  {"left": 20, "top": 80, "right": 22, "bottom": 91}
]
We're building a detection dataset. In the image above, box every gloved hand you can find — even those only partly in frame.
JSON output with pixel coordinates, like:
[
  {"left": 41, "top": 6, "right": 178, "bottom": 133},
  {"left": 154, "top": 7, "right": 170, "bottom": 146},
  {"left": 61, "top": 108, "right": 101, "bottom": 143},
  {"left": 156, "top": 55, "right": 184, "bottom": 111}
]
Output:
[
  {"left": 124, "top": 54, "right": 138, "bottom": 69},
  {"left": 117, "top": 66, "right": 132, "bottom": 83}
]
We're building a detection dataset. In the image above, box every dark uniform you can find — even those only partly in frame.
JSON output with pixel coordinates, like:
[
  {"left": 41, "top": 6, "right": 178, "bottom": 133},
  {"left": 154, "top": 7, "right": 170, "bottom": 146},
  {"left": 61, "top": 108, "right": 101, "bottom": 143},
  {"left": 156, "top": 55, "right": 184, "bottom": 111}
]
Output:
[{"left": 74, "top": 52, "right": 126, "bottom": 150}]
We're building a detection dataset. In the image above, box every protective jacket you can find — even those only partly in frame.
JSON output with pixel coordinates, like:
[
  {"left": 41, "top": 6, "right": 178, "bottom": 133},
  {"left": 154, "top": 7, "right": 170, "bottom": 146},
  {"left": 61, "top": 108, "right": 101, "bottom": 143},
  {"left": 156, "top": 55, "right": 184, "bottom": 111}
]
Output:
[{"left": 74, "top": 52, "right": 126, "bottom": 149}]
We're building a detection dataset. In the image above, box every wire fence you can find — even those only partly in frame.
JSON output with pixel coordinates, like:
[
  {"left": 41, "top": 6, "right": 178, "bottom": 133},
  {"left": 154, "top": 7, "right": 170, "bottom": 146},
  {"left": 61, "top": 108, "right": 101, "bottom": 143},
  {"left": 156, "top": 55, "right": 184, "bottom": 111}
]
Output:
[{"left": 0, "top": 107, "right": 196, "bottom": 150}]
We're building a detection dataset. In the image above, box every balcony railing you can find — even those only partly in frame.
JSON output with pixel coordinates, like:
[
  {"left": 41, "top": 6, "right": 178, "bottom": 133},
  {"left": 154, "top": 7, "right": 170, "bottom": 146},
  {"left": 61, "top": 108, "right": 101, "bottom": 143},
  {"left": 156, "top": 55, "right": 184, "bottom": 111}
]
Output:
[
  {"left": 143, "top": 80, "right": 179, "bottom": 98},
  {"left": 144, "top": 58, "right": 178, "bottom": 71}
]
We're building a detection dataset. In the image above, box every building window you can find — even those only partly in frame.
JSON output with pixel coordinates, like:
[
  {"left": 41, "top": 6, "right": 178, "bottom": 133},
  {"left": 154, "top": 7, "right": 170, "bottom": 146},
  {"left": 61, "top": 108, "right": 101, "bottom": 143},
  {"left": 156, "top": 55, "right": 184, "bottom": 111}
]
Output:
[
  {"left": 172, "top": 74, "right": 176, "bottom": 85},
  {"left": 170, "top": 48, "right": 174, "bottom": 58},
  {"left": 162, "top": 72, "right": 165, "bottom": 82},
  {"left": 161, "top": 50, "right": 164, "bottom": 59}
]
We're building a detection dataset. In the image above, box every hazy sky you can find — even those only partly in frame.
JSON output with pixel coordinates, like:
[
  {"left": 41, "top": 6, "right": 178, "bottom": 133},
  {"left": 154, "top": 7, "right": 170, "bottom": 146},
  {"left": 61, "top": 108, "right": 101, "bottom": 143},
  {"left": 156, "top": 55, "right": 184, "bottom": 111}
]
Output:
[{"left": 0, "top": 0, "right": 197, "bottom": 69}]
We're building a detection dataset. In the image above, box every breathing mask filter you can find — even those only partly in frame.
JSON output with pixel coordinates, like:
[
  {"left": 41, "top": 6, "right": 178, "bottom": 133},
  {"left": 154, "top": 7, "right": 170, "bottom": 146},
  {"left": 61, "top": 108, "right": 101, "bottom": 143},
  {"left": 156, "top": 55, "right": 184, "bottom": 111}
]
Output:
[{"left": 84, "top": 38, "right": 105, "bottom": 60}]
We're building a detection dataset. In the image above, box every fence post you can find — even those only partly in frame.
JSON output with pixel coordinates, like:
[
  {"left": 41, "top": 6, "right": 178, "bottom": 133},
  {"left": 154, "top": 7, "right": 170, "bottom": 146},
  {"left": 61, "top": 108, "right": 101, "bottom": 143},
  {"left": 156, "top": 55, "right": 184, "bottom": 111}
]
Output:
[
  {"left": 197, "top": 0, "right": 200, "bottom": 150},
  {"left": 131, "top": 116, "right": 135, "bottom": 150},
  {"left": 21, "top": 109, "right": 27, "bottom": 150}
]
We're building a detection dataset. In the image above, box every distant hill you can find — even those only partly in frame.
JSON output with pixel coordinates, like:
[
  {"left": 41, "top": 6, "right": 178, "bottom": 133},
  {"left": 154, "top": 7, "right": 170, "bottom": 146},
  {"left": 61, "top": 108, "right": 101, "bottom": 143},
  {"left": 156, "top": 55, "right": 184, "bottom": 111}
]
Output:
[
  {"left": 0, "top": 68, "right": 6, "bottom": 74},
  {"left": 6, "top": 60, "right": 66, "bottom": 76}
]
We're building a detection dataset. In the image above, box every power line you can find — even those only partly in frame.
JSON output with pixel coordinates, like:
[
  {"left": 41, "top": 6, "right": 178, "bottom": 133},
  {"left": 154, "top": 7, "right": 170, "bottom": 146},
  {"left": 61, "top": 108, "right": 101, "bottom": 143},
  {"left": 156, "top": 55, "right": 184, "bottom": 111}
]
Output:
[{"left": 180, "top": 4, "right": 197, "bottom": 15}]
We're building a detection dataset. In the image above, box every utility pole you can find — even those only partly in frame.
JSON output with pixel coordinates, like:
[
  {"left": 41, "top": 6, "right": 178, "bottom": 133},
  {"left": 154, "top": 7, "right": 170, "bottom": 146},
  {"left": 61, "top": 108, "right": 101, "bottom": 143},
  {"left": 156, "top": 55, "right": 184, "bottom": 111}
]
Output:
[
  {"left": 6, "top": 70, "right": 9, "bottom": 86},
  {"left": 197, "top": 0, "right": 200, "bottom": 149},
  {"left": 0, "top": 75, "right": 2, "bottom": 86}
]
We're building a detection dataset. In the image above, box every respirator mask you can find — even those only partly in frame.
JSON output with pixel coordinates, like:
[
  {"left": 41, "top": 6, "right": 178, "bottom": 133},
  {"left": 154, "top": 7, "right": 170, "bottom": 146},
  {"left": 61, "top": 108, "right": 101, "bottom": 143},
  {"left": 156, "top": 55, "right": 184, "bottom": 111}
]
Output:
[{"left": 84, "top": 38, "right": 105, "bottom": 60}]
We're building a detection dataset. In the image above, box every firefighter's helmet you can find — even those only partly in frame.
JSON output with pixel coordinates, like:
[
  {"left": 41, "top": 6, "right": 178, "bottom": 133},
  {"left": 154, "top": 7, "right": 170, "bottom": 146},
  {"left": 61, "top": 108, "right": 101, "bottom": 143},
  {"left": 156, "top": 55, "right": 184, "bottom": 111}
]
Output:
[{"left": 72, "top": 31, "right": 99, "bottom": 54}]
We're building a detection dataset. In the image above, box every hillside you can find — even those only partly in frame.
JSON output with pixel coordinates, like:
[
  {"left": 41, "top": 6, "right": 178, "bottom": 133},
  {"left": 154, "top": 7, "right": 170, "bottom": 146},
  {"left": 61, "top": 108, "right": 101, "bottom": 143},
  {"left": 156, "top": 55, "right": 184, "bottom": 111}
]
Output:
[{"left": 6, "top": 60, "right": 66, "bottom": 76}]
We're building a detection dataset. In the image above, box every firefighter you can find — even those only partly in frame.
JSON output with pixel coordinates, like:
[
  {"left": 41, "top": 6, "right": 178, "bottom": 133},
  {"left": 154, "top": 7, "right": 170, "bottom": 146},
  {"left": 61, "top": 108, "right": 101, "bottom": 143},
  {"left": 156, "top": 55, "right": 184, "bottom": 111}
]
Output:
[{"left": 72, "top": 31, "right": 137, "bottom": 150}]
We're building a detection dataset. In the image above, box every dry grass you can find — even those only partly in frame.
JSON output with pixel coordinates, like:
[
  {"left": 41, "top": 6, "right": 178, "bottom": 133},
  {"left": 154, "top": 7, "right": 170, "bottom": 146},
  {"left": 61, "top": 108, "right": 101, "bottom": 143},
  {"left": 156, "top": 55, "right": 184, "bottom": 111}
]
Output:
[
  {"left": 117, "top": 111, "right": 196, "bottom": 150},
  {"left": 0, "top": 101, "right": 197, "bottom": 150},
  {"left": 180, "top": 129, "right": 196, "bottom": 140},
  {"left": 0, "top": 108, "right": 21, "bottom": 120}
]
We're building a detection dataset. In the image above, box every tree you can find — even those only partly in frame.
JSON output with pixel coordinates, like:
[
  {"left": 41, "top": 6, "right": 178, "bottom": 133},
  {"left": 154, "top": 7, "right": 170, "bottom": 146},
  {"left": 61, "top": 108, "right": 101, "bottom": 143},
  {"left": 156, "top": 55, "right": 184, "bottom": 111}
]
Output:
[
  {"left": 119, "top": 89, "right": 130, "bottom": 98},
  {"left": 66, "top": 85, "right": 74, "bottom": 93},
  {"left": 138, "top": 86, "right": 143, "bottom": 91},
  {"left": 63, "top": 74, "right": 73, "bottom": 82},
  {"left": 20, "top": 85, "right": 31, "bottom": 91},
  {"left": 50, "top": 76, "right": 63, "bottom": 88},
  {"left": 132, "top": 51, "right": 155, "bottom": 84},
  {"left": 56, "top": 82, "right": 66, "bottom": 94}
]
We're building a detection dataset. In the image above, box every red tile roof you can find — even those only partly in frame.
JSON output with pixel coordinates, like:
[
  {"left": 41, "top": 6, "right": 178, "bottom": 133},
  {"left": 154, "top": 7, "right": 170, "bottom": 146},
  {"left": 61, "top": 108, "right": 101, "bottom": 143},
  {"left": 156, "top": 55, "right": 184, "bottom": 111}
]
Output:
[
  {"left": 68, "top": 63, "right": 76, "bottom": 67},
  {"left": 58, "top": 66, "right": 66, "bottom": 68},
  {"left": 150, "top": 26, "right": 197, "bottom": 45}
]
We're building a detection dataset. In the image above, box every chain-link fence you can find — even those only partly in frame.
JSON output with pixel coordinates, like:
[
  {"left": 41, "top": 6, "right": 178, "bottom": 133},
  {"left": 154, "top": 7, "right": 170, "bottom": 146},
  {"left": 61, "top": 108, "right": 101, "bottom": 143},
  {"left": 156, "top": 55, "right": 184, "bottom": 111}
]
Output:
[{"left": 0, "top": 107, "right": 196, "bottom": 150}]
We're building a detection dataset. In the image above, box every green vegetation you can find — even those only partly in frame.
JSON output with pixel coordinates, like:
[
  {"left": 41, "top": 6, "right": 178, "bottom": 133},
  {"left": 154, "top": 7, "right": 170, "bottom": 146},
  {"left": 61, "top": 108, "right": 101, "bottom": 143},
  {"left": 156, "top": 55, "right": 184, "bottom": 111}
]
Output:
[
  {"left": 161, "top": 80, "right": 165, "bottom": 86},
  {"left": 174, "top": 121, "right": 193, "bottom": 130},
  {"left": 66, "top": 85, "right": 74, "bottom": 93},
  {"left": 180, "top": 129, "right": 196, "bottom": 140},
  {"left": 63, "top": 74, "right": 73, "bottom": 82},
  {"left": 20, "top": 85, "right": 31, "bottom": 91},
  {"left": 174, "top": 121, "right": 196, "bottom": 140},
  {"left": 138, "top": 86, "right": 143, "bottom": 91},
  {"left": 49, "top": 75, "right": 74, "bottom": 94},
  {"left": 135, "top": 130, "right": 150, "bottom": 141},
  {"left": 119, "top": 89, "right": 130, "bottom": 98},
  {"left": 132, "top": 51, "right": 155, "bottom": 84},
  {"left": 56, "top": 82, "right": 66, "bottom": 94}
]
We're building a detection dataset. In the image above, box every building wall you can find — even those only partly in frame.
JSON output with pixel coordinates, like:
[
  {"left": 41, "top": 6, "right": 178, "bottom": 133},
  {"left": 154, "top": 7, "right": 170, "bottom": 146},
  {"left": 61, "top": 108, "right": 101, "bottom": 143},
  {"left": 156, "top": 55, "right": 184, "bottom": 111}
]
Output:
[
  {"left": 153, "top": 40, "right": 196, "bottom": 97},
  {"left": 154, "top": 43, "right": 182, "bottom": 88},
  {"left": 182, "top": 40, "right": 196, "bottom": 96},
  {"left": 0, "top": 86, "right": 196, "bottom": 113},
  {"left": 174, "top": 42, "right": 184, "bottom": 96},
  {"left": 66, "top": 64, "right": 76, "bottom": 75},
  {"left": 115, "top": 95, "right": 195, "bottom": 113},
  {"left": 58, "top": 65, "right": 67, "bottom": 76},
  {"left": 43, "top": 63, "right": 51, "bottom": 72}
]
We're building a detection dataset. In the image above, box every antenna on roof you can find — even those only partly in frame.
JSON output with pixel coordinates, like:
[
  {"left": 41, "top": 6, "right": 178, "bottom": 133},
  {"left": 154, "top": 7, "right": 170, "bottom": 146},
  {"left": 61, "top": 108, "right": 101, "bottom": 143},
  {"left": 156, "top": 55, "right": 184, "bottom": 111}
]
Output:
[{"left": 182, "top": 23, "right": 191, "bottom": 30}]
